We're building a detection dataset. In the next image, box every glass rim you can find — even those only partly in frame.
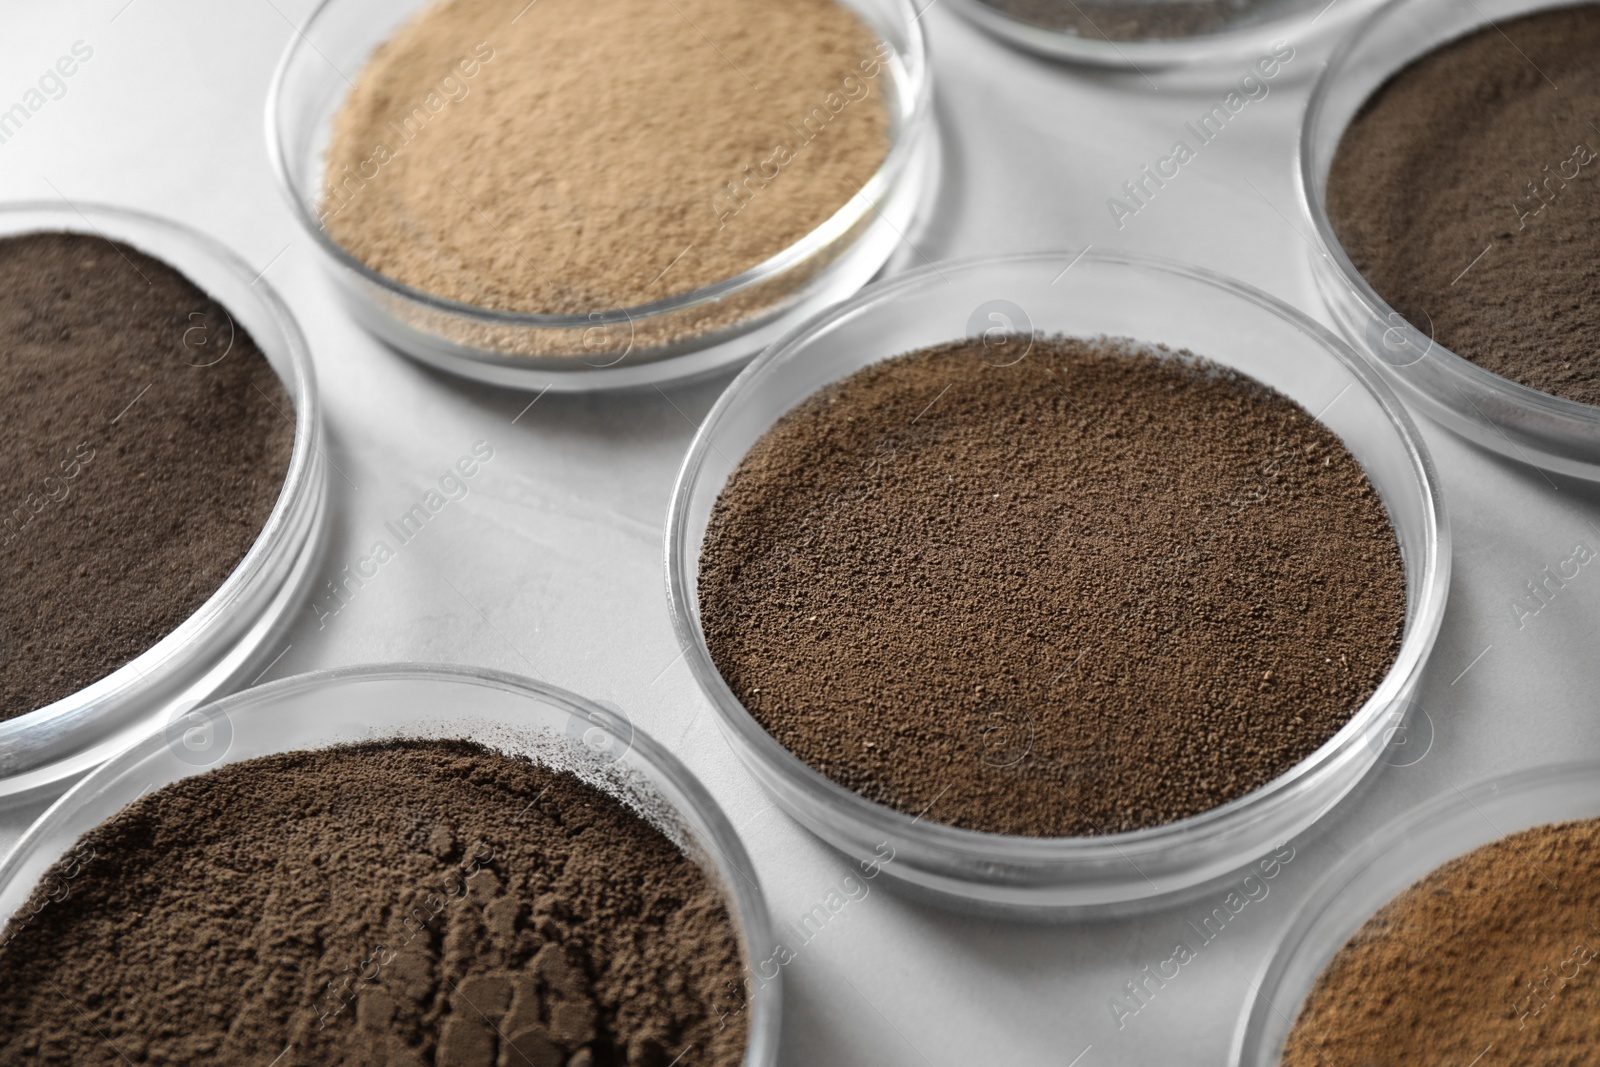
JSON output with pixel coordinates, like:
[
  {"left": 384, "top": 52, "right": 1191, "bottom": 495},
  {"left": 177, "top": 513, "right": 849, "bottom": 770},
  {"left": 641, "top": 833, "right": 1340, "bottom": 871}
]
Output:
[
  {"left": 1230, "top": 759, "right": 1600, "bottom": 1065},
  {"left": 665, "top": 248, "right": 1450, "bottom": 866},
  {"left": 945, "top": 0, "right": 1349, "bottom": 67},
  {"left": 265, "top": 0, "right": 932, "bottom": 332},
  {"left": 0, "top": 200, "right": 322, "bottom": 751},
  {"left": 0, "top": 661, "right": 780, "bottom": 1066},
  {"left": 1298, "top": 0, "right": 1600, "bottom": 426}
]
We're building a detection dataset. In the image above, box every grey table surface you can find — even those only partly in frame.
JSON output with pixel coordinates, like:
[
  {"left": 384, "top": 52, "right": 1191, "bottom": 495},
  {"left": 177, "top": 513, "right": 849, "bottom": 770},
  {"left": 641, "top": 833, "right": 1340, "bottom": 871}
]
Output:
[{"left": 4, "top": 2, "right": 1597, "bottom": 1064}]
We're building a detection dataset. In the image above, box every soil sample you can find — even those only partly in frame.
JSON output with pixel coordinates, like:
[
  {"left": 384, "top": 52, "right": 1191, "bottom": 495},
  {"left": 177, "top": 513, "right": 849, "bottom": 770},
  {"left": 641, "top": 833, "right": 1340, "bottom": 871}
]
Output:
[
  {"left": 1284, "top": 818, "right": 1600, "bottom": 1065},
  {"left": 977, "top": 0, "right": 1286, "bottom": 40},
  {"left": 1327, "top": 5, "right": 1600, "bottom": 405},
  {"left": 321, "top": 0, "right": 891, "bottom": 316},
  {"left": 698, "top": 337, "right": 1406, "bottom": 837},
  {"left": 0, "top": 232, "right": 294, "bottom": 720},
  {"left": 0, "top": 740, "right": 748, "bottom": 1067}
]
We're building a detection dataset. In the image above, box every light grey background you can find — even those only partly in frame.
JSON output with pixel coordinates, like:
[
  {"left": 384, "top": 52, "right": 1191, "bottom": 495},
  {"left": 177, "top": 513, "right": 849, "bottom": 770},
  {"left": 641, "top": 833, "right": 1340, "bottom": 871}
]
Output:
[{"left": 3, "top": 2, "right": 1597, "bottom": 1064}]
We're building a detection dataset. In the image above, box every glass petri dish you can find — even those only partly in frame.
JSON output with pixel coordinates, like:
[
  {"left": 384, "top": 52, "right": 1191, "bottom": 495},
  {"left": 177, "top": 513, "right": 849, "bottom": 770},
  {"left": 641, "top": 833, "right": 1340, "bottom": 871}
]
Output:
[
  {"left": 665, "top": 251, "right": 1449, "bottom": 913},
  {"left": 1231, "top": 762, "right": 1600, "bottom": 1065},
  {"left": 0, "top": 202, "right": 326, "bottom": 804},
  {"left": 1301, "top": 0, "right": 1600, "bottom": 479},
  {"left": 267, "top": 0, "right": 932, "bottom": 392},
  {"left": 0, "top": 663, "right": 779, "bottom": 1066},
  {"left": 947, "top": 0, "right": 1380, "bottom": 71}
]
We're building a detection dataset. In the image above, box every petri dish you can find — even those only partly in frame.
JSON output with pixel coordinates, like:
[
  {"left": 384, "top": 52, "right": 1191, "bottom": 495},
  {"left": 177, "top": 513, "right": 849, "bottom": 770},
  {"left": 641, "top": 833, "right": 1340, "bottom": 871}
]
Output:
[
  {"left": 1301, "top": 0, "right": 1600, "bottom": 479},
  {"left": 0, "top": 202, "right": 326, "bottom": 804},
  {"left": 947, "top": 0, "right": 1382, "bottom": 71},
  {"left": 0, "top": 663, "right": 779, "bottom": 1066},
  {"left": 1231, "top": 762, "right": 1600, "bottom": 1065},
  {"left": 665, "top": 251, "right": 1449, "bottom": 913},
  {"left": 268, "top": 0, "right": 933, "bottom": 392}
]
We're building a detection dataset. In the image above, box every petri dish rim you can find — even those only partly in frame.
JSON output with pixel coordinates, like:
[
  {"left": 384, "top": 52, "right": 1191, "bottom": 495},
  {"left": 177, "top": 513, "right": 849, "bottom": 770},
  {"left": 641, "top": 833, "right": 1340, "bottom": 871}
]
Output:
[
  {"left": 1298, "top": 0, "right": 1600, "bottom": 466},
  {"left": 1229, "top": 761, "right": 1600, "bottom": 1066},
  {"left": 265, "top": 0, "right": 932, "bottom": 352},
  {"left": 0, "top": 200, "right": 325, "bottom": 799},
  {"left": 664, "top": 250, "right": 1449, "bottom": 899},
  {"left": 0, "top": 662, "right": 780, "bottom": 1067},
  {"left": 945, "top": 0, "right": 1381, "bottom": 70}
]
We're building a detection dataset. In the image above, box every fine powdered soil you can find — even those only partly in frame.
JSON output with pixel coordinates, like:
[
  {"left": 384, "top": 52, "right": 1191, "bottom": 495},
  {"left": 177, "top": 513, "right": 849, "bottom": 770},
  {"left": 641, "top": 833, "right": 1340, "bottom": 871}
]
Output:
[
  {"left": 977, "top": 0, "right": 1285, "bottom": 40},
  {"left": 1327, "top": 5, "right": 1600, "bottom": 405},
  {"left": 0, "top": 741, "right": 748, "bottom": 1067},
  {"left": 1284, "top": 819, "right": 1600, "bottom": 1065},
  {"left": 0, "top": 232, "right": 294, "bottom": 720},
  {"left": 321, "top": 0, "right": 890, "bottom": 315},
  {"left": 698, "top": 338, "right": 1407, "bottom": 837}
]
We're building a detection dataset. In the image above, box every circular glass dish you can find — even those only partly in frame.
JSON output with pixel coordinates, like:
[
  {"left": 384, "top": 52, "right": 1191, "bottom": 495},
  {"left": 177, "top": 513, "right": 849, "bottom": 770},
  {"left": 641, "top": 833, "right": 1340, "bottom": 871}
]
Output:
[
  {"left": 947, "top": 0, "right": 1378, "bottom": 70},
  {"left": 0, "top": 663, "right": 779, "bottom": 1066},
  {"left": 0, "top": 202, "right": 326, "bottom": 804},
  {"left": 1302, "top": 0, "right": 1600, "bottom": 478},
  {"left": 665, "top": 251, "right": 1449, "bottom": 913},
  {"left": 1231, "top": 762, "right": 1600, "bottom": 1065},
  {"left": 268, "top": 0, "right": 932, "bottom": 392}
]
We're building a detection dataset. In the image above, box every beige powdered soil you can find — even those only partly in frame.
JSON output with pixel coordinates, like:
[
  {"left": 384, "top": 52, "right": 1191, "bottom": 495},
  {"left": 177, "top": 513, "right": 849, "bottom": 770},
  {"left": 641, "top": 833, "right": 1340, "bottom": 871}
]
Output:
[{"left": 321, "top": 0, "right": 891, "bottom": 317}]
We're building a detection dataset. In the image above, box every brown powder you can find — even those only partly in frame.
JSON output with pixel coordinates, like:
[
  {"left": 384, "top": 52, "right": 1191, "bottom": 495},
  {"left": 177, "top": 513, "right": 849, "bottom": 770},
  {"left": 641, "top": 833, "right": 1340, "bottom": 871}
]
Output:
[
  {"left": 975, "top": 0, "right": 1285, "bottom": 41},
  {"left": 321, "top": 0, "right": 890, "bottom": 316},
  {"left": 1284, "top": 818, "right": 1600, "bottom": 1065},
  {"left": 1327, "top": 5, "right": 1600, "bottom": 405},
  {"left": 0, "top": 232, "right": 294, "bottom": 720},
  {"left": 697, "top": 338, "right": 1406, "bottom": 837},
  {"left": 0, "top": 740, "right": 748, "bottom": 1067}
]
